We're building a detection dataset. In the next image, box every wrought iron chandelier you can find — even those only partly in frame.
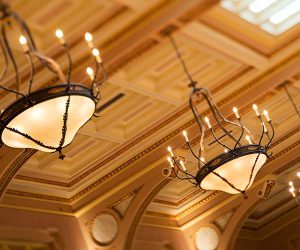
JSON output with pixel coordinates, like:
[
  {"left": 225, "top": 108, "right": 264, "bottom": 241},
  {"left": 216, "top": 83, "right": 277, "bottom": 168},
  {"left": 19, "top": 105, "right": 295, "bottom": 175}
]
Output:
[
  {"left": 288, "top": 173, "right": 300, "bottom": 205},
  {"left": 166, "top": 35, "right": 275, "bottom": 195},
  {"left": 0, "top": 1, "right": 106, "bottom": 159}
]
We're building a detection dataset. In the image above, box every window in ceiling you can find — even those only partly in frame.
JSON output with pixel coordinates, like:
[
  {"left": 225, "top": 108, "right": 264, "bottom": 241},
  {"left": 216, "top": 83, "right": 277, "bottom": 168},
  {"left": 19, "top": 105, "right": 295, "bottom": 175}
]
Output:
[{"left": 221, "top": 0, "right": 300, "bottom": 35}]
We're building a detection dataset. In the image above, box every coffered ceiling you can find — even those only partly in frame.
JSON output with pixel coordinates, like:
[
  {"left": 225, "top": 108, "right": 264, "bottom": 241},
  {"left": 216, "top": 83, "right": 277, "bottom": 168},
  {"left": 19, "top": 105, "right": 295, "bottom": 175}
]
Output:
[{"left": 0, "top": 0, "right": 299, "bottom": 249}]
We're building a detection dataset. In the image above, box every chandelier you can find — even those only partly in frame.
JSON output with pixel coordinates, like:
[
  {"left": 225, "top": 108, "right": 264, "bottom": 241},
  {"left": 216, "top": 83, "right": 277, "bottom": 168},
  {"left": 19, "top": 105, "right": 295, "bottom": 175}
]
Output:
[
  {"left": 0, "top": 2, "right": 106, "bottom": 159},
  {"left": 288, "top": 173, "right": 300, "bottom": 205},
  {"left": 166, "top": 35, "right": 275, "bottom": 195}
]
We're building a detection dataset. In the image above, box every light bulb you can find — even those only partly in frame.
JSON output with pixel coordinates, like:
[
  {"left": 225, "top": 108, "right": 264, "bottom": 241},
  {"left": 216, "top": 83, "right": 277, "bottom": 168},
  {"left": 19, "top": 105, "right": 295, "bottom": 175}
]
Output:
[
  {"left": 85, "top": 32, "right": 94, "bottom": 49},
  {"left": 167, "top": 157, "right": 174, "bottom": 168},
  {"left": 204, "top": 117, "right": 212, "bottom": 129},
  {"left": 179, "top": 160, "right": 186, "bottom": 172},
  {"left": 224, "top": 148, "right": 229, "bottom": 153},
  {"left": 297, "top": 172, "right": 300, "bottom": 178},
  {"left": 253, "top": 104, "right": 260, "bottom": 116},
  {"left": 55, "top": 29, "right": 65, "bottom": 44},
  {"left": 289, "top": 186, "right": 295, "bottom": 193},
  {"left": 86, "top": 67, "right": 94, "bottom": 81},
  {"left": 167, "top": 146, "right": 174, "bottom": 157},
  {"left": 262, "top": 122, "right": 268, "bottom": 132},
  {"left": 245, "top": 135, "right": 252, "bottom": 144},
  {"left": 263, "top": 110, "right": 271, "bottom": 122},
  {"left": 19, "top": 35, "right": 29, "bottom": 52},
  {"left": 182, "top": 130, "right": 189, "bottom": 142},
  {"left": 92, "top": 48, "right": 102, "bottom": 63},
  {"left": 233, "top": 107, "right": 240, "bottom": 119}
]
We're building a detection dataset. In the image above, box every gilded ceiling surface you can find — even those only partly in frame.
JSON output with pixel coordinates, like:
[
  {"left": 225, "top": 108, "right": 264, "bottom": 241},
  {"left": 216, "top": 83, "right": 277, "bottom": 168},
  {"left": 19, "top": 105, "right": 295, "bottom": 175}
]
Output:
[{"left": 0, "top": 0, "right": 299, "bottom": 249}]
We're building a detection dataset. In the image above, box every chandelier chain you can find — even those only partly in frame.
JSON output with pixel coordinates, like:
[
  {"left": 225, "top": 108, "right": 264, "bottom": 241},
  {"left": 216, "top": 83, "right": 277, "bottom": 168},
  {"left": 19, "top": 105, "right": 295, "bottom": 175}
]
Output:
[{"left": 168, "top": 34, "right": 196, "bottom": 87}]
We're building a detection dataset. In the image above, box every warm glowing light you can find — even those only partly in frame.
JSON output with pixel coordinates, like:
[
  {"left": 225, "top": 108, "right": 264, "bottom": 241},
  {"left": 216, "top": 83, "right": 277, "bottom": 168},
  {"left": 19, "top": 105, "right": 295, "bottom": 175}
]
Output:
[
  {"left": 200, "top": 153, "right": 267, "bottom": 194},
  {"left": 167, "top": 146, "right": 174, "bottom": 157},
  {"left": 55, "top": 29, "right": 65, "bottom": 44},
  {"left": 182, "top": 130, "right": 189, "bottom": 142},
  {"left": 19, "top": 35, "right": 29, "bottom": 52},
  {"left": 262, "top": 122, "right": 268, "bottom": 132},
  {"left": 180, "top": 160, "right": 187, "bottom": 171},
  {"left": 200, "top": 157, "right": 206, "bottom": 163},
  {"left": 233, "top": 107, "right": 240, "bottom": 119},
  {"left": 167, "top": 157, "right": 174, "bottom": 168},
  {"left": 85, "top": 32, "right": 94, "bottom": 49},
  {"left": 92, "top": 48, "right": 102, "bottom": 63},
  {"left": 245, "top": 135, "right": 252, "bottom": 144},
  {"left": 289, "top": 186, "right": 295, "bottom": 193},
  {"left": 263, "top": 110, "right": 271, "bottom": 122},
  {"left": 86, "top": 67, "right": 94, "bottom": 81},
  {"left": 224, "top": 149, "right": 229, "bottom": 153},
  {"left": 289, "top": 181, "right": 294, "bottom": 186},
  {"left": 270, "top": 1, "right": 300, "bottom": 24},
  {"left": 204, "top": 117, "right": 212, "bottom": 129},
  {"left": 2, "top": 96, "right": 95, "bottom": 152},
  {"left": 297, "top": 172, "right": 300, "bottom": 178},
  {"left": 252, "top": 104, "right": 260, "bottom": 116},
  {"left": 249, "top": 0, "right": 278, "bottom": 13}
]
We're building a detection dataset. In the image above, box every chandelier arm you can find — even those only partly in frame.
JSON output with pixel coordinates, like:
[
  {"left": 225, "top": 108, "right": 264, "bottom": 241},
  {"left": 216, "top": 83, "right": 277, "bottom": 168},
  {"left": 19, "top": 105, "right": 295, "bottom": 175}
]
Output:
[
  {"left": 209, "top": 127, "right": 231, "bottom": 151},
  {"left": 186, "top": 141, "right": 201, "bottom": 161},
  {"left": 24, "top": 52, "right": 35, "bottom": 96},
  {"left": 1, "top": 23, "right": 22, "bottom": 98},
  {"left": 212, "top": 171, "right": 244, "bottom": 193},
  {"left": 203, "top": 88, "right": 255, "bottom": 143},
  {"left": 58, "top": 95, "right": 70, "bottom": 149},
  {"left": 258, "top": 116, "right": 265, "bottom": 146},
  {"left": 31, "top": 51, "right": 66, "bottom": 83},
  {"left": 62, "top": 44, "right": 72, "bottom": 86},
  {"left": 11, "top": 12, "right": 58, "bottom": 76},
  {"left": 0, "top": 29, "right": 25, "bottom": 97},
  {"left": 172, "top": 158, "right": 196, "bottom": 179},
  {"left": 189, "top": 95, "right": 205, "bottom": 158},
  {"left": 96, "top": 62, "right": 107, "bottom": 87},
  {"left": 265, "top": 121, "right": 275, "bottom": 149},
  {"left": 243, "top": 152, "right": 261, "bottom": 192},
  {"left": 184, "top": 174, "right": 198, "bottom": 186},
  {"left": 4, "top": 126, "right": 56, "bottom": 150},
  {"left": 172, "top": 168, "right": 194, "bottom": 181},
  {"left": 233, "top": 118, "right": 244, "bottom": 150},
  {"left": 201, "top": 90, "right": 242, "bottom": 147}
]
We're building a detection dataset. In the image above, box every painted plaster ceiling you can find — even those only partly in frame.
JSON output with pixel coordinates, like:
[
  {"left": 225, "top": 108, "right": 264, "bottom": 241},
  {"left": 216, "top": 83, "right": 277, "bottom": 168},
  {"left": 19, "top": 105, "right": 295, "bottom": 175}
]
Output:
[{"left": 0, "top": 0, "right": 299, "bottom": 249}]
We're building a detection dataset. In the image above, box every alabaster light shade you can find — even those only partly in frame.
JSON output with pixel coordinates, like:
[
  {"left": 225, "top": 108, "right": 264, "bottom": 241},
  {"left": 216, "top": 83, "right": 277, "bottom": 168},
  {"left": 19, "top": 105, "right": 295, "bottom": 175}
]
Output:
[
  {"left": 200, "top": 153, "right": 267, "bottom": 194},
  {"left": 1, "top": 95, "right": 95, "bottom": 152}
]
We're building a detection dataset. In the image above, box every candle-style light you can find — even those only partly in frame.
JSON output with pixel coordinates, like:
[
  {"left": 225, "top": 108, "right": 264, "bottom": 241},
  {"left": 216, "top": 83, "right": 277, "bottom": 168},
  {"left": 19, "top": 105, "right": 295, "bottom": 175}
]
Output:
[
  {"left": 183, "top": 130, "right": 189, "bottom": 142},
  {"left": 263, "top": 110, "right": 271, "bottom": 122},
  {"left": 253, "top": 104, "right": 260, "bottom": 116},
  {"left": 86, "top": 67, "right": 94, "bottom": 81},
  {"left": 92, "top": 48, "right": 102, "bottom": 63},
  {"left": 204, "top": 116, "right": 212, "bottom": 129},
  {"left": 179, "top": 160, "right": 187, "bottom": 172},
  {"left": 167, "top": 146, "right": 174, "bottom": 157},
  {"left": 245, "top": 135, "right": 252, "bottom": 144},
  {"left": 167, "top": 157, "right": 174, "bottom": 168},
  {"left": 233, "top": 107, "right": 240, "bottom": 119},
  {"left": 19, "top": 35, "right": 29, "bottom": 52},
  {"left": 55, "top": 29, "right": 65, "bottom": 45},
  {"left": 85, "top": 32, "right": 94, "bottom": 49}
]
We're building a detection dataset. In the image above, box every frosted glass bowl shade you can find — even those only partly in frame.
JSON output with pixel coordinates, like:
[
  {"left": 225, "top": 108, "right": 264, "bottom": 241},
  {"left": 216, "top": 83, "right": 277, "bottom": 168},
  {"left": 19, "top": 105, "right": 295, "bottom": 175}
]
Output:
[
  {"left": 196, "top": 145, "right": 267, "bottom": 194},
  {"left": 0, "top": 84, "right": 95, "bottom": 152}
]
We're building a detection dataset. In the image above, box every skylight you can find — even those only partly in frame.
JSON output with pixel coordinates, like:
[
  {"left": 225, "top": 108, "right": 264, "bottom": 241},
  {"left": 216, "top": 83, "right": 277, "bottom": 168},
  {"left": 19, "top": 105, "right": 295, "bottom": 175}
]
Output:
[{"left": 221, "top": 0, "right": 300, "bottom": 35}]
